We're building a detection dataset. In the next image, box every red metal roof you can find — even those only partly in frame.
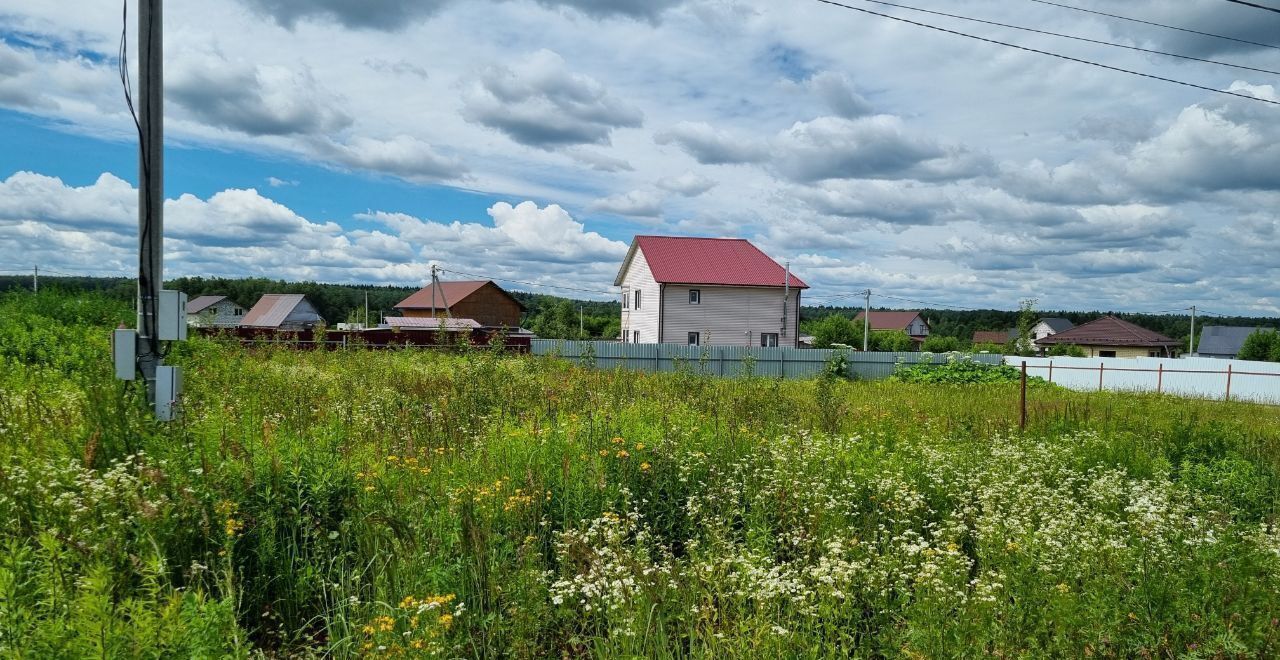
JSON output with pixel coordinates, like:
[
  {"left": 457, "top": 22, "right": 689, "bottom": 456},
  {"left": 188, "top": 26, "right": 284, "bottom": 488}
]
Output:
[
  {"left": 616, "top": 236, "right": 808, "bottom": 288},
  {"left": 395, "top": 280, "right": 515, "bottom": 310},
  {"left": 241, "top": 294, "right": 308, "bottom": 328},
  {"left": 854, "top": 310, "right": 925, "bottom": 333},
  {"left": 1036, "top": 315, "right": 1179, "bottom": 347}
]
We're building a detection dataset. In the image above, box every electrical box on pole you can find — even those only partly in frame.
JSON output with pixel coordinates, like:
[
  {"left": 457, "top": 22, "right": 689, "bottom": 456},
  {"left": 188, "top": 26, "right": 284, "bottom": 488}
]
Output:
[
  {"left": 113, "top": 329, "right": 137, "bottom": 380},
  {"left": 158, "top": 289, "right": 187, "bottom": 341},
  {"left": 155, "top": 365, "right": 182, "bottom": 421}
]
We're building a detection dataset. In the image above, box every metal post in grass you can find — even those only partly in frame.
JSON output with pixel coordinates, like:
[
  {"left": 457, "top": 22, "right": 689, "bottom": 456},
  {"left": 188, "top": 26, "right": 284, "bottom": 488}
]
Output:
[
  {"left": 1157, "top": 363, "right": 1163, "bottom": 394},
  {"left": 1020, "top": 361, "right": 1027, "bottom": 431},
  {"left": 1098, "top": 363, "right": 1105, "bottom": 391},
  {"left": 1226, "top": 364, "right": 1233, "bottom": 401}
]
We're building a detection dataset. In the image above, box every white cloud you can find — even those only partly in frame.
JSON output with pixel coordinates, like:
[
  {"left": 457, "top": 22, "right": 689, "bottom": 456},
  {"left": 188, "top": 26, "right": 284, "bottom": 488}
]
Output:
[
  {"left": 462, "top": 49, "right": 643, "bottom": 149},
  {"left": 587, "top": 189, "right": 664, "bottom": 217},
  {"left": 656, "top": 171, "right": 716, "bottom": 196}
]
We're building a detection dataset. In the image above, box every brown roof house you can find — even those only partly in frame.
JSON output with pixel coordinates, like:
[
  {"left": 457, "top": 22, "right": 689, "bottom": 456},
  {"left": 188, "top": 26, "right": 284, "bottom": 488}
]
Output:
[
  {"left": 853, "top": 310, "right": 930, "bottom": 347},
  {"left": 241, "top": 294, "right": 325, "bottom": 330},
  {"left": 973, "top": 329, "right": 1016, "bottom": 345},
  {"left": 1035, "top": 315, "right": 1180, "bottom": 358},
  {"left": 394, "top": 280, "right": 525, "bottom": 329}
]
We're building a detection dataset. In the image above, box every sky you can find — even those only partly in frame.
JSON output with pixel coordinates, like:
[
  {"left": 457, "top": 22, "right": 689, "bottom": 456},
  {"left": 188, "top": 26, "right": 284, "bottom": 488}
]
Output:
[{"left": 0, "top": 0, "right": 1278, "bottom": 315}]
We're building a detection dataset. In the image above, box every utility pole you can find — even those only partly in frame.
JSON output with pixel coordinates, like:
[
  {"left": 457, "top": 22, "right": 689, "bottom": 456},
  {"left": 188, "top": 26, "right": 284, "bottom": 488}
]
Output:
[
  {"left": 32, "top": 265, "right": 37, "bottom": 293},
  {"left": 863, "top": 289, "right": 871, "bottom": 351},
  {"left": 136, "top": 0, "right": 164, "bottom": 406},
  {"left": 1188, "top": 305, "right": 1197, "bottom": 355},
  {"left": 579, "top": 306, "right": 584, "bottom": 337},
  {"left": 364, "top": 290, "right": 369, "bottom": 328}
]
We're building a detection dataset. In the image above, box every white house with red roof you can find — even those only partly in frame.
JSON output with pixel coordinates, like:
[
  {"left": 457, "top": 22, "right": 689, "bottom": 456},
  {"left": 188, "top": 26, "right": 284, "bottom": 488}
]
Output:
[{"left": 613, "top": 235, "right": 808, "bottom": 347}]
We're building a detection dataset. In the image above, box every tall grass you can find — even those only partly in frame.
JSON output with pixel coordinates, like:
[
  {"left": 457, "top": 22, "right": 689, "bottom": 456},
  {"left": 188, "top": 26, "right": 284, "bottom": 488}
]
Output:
[{"left": 2, "top": 289, "right": 1280, "bottom": 657}]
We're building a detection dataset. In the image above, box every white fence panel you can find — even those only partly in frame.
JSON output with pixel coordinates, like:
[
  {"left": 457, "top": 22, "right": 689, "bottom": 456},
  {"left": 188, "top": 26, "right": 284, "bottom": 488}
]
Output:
[{"left": 1007, "top": 356, "right": 1280, "bottom": 404}]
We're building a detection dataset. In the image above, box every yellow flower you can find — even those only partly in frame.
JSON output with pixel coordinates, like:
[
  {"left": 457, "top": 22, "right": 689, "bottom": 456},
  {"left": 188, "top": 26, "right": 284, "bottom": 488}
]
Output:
[
  {"left": 598, "top": 449, "right": 610, "bottom": 457},
  {"left": 1055, "top": 583, "right": 1070, "bottom": 594},
  {"left": 364, "top": 485, "right": 375, "bottom": 492},
  {"left": 616, "top": 449, "right": 629, "bottom": 459},
  {"left": 438, "top": 614, "right": 454, "bottom": 629},
  {"left": 362, "top": 625, "right": 375, "bottom": 635},
  {"left": 611, "top": 436, "right": 624, "bottom": 444},
  {"left": 640, "top": 462, "right": 651, "bottom": 472},
  {"left": 635, "top": 443, "right": 646, "bottom": 451},
  {"left": 387, "top": 455, "right": 399, "bottom": 462}
]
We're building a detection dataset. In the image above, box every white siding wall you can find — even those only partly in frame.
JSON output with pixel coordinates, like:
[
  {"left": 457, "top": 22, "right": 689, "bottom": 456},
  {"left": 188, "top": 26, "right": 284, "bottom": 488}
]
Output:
[
  {"left": 908, "top": 318, "right": 929, "bottom": 336},
  {"left": 1032, "top": 322, "right": 1055, "bottom": 341},
  {"left": 188, "top": 300, "right": 245, "bottom": 328},
  {"left": 662, "top": 285, "right": 799, "bottom": 346},
  {"left": 618, "top": 250, "right": 660, "bottom": 343}
]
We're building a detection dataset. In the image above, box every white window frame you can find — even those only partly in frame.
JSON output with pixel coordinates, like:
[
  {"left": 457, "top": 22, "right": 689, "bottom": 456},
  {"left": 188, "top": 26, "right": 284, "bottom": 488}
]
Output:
[
  {"left": 633, "top": 330, "right": 640, "bottom": 344},
  {"left": 688, "top": 289, "right": 700, "bottom": 305},
  {"left": 634, "top": 289, "right": 641, "bottom": 309},
  {"left": 622, "top": 289, "right": 629, "bottom": 310},
  {"left": 760, "top": 333, "right": 779, "bottom": 347},
  {"left": 687, "top": 332, "right": 700, "bottom": 346}
]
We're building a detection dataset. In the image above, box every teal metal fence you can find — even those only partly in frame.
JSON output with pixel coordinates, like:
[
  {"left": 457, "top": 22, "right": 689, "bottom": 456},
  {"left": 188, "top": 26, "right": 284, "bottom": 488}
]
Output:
[{"left": 530, "top": 340, "right": 1003, "bottom": 380}]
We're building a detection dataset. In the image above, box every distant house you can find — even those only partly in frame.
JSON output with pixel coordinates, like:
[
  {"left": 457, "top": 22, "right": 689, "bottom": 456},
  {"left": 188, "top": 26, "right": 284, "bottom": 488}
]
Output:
[
  {"left": 1031, "top": 317, "right": 1074, "bottom": 342},
  {"left": 394, "top": 280, "right": 525, "bottom": 328},
  {"left": 1035, "top": 315, "right": 1179, "bottom": 358},
  {"left": 241, "top": 294, "right": 325, "bottom": 330},
  {"left": 186, "top": 295, "right": 245, "bottom": 328},
  {"left": 854, "top": 310, "right": 930, "bottom": 347},
  {"left": 972, "top": 329, "right": 1015, "bottom": 345},
  {"left": 614, "top": 235, "right": 807, "bottom": 347},
  {"left": 1196, "top": 326, "right": 1270, "bottom": 359}
]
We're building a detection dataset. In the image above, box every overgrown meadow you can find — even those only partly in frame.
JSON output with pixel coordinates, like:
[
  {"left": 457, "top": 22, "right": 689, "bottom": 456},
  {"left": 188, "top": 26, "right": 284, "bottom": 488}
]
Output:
[{"left": 3, "top": 290, "right": 1280, "bottom": 658}]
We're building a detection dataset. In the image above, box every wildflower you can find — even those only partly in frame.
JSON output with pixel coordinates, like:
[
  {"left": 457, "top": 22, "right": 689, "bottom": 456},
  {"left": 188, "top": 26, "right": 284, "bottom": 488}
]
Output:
[
  {"left": 1055, "top": 583, "right": 1070, "bottom": 594},
  {"left": 438, "top": 614, "right": 453, "bottom": 629},
  {"left": 387, "top": 455, "right": 399, "bottom": 462},
  {"left": 640, "top": 462, "right": 651, "bottom": 472},
  {"left": 611, "top": 436, "right": 624, "bottom": 444},
  {"left": 598, "top": 449, "right": 610, "bottom": 457},
  {"left": 616, "top": 450, "right": 629, "bottom": 459}
]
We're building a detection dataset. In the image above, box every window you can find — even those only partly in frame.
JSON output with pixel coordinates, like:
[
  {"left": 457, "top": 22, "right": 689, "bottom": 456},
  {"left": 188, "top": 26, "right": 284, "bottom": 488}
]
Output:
[
  {"left": 633, "top": 330, "right": 640, "bottom": 344},
  {"left": 622, "top": 290, "right": 628, "bottom": 309},
  {"left": 760, "top": 333, "right": 779, "bottom": 347},
  {"left": 634, "top": 289, "right": 641, "bottom": 309},
  {"left": 688, "top": 289, "right": 700, "bottom": 305},
  {"left": 687, "top": 332, "right": 700, "bottom": 346},
  {"left": 1099, "top": 350, "right": 1117, "bottom": 358}
]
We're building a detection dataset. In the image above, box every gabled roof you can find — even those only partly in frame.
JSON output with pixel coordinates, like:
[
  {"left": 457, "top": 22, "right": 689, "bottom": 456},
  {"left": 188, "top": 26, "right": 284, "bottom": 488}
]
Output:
[
  {"left": 241, "top": 294, "right": 311, "bottom": 328},
  {"left": 394, "top": 280, "right": 525, "bottom": 310},
  {"left": 384, "top": 316, "right": 481, "bottom": 330},
  {"left": 1036, "top": 318, "right": 1074, "bottom": 333},
  {"left": 973, "top": 329, "right": 1015, "bottom": 344},
  {"left": 1035, "top": 315, "right": 1178, "bottom": 347},
  {"left": 1197, "top": 326, "right": 1270, "bottom": 356},
  {"left": 614, "top": 236, "right": 808, "bottom": 288},
  {"left": 854, "top": 310, "right": 926, "bottom": 333},
  {"left": 186, "top": 295, "right": 227, "bottom": 314}
]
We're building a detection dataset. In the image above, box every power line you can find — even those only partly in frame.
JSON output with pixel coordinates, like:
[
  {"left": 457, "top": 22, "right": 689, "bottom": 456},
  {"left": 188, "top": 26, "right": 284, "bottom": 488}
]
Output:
[
  {"left": 814, "top": 0, "right": 1280, "bottom": 106},
  {"left": 436, "top": 267, "right": 619, "bottom": 297},
  {"left": 876, "top": 293, "right": 984, "bottom": 311},
  {"left": 1223, "top": 0, "right": 1280, "bottom": 15},
  {"left": 1027, "top": 0, "right": 1280, "bottom": 51},
  {"left": 857, "top": 0, "right": 1280, "bottom": 77}
]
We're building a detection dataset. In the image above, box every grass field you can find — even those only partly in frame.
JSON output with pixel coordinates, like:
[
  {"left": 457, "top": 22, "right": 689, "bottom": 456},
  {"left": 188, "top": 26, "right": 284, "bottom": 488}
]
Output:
[{"left": 2, "top": 290, "right": 1280, "bottom": 658}]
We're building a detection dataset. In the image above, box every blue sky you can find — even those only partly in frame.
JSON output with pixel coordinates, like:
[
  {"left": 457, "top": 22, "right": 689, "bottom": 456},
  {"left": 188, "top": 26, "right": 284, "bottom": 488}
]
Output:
[{"left": 0, "top": 0, "right": 1278, "bottom": 314}]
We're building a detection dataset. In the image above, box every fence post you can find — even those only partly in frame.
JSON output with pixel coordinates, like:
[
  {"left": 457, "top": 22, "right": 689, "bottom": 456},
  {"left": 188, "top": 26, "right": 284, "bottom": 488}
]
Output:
[
  {"left": 1048, "top": 360, "right": 1053, "bottom": 383},
  {"left": 780, "top": 348, "right": 786, "bottom": 379},
  {"left": 1019, "top": 361, "right": 1027, "bottom": 431},
  {"left": 1098, "top": 362, "right": 1105, "bottom": 391},
  {"left": 1226, "top": 364, "right": 1233, "bottom": 401},
  {"left": 1157, "top": 363, "right": 1163, "bottom": 394}
]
